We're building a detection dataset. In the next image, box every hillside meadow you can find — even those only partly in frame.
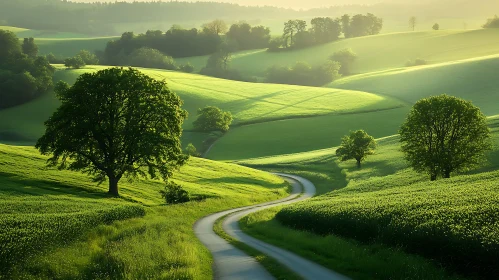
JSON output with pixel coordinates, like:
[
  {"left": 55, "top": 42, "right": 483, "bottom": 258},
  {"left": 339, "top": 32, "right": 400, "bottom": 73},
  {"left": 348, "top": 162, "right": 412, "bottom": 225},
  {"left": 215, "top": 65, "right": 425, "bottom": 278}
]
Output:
[
  {"left": 177, "top": 29, "right": 499, "bottom": 78},
  {"left": 0, "top": 144, "right": 289, "bottom": 279},
  {"left": 238, "top": 116, "right": 499, "bottom": 279},
  {"left": 0, "top": 66, "right": 401, "bottom": 146}
]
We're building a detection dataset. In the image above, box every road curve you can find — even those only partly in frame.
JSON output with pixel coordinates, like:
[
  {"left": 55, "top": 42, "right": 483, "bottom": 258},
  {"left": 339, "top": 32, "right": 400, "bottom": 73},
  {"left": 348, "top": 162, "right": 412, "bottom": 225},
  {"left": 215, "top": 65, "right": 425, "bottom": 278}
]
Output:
[{"left": 194, "top": 173, "right": 350, "bottom": 280}]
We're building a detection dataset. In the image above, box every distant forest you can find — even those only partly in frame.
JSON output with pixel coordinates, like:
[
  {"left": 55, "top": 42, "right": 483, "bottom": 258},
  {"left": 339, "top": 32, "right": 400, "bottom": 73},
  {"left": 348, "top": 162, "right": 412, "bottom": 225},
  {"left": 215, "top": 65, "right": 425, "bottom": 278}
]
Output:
[{"left": 1, "top": 0, "right": 497, "bottom": 36}]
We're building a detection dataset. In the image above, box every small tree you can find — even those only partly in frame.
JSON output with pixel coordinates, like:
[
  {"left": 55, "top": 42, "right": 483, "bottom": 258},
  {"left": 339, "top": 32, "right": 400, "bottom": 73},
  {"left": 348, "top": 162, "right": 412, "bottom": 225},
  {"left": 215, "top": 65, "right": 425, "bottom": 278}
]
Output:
[
  {"left": 202, "top": 19, "right": 228, "bottom": 35},
  {"left": 179, "top": 63, "right": 194, "bottom": 73},
  {"left": 36, "top": 68, "right": 188, "bottom": 196},
  {"left": 432, "top": 23, "right": 440, "bottom": 30},
  {"left": 330, "top": 48, "right": 357, "bottom": 75},
  {"left": 409, "top": 16, "right": 417, "bottom": 31},
  {"left": 185, "top": 143, "right": 200, "bottom": 157},
  {"left": 77, "top": 50, "right": 99, "bottom": 65},
  {"left": 336, "top": 130, "right": 376, "bottom": 168},
  {"left": 193, "top": 106, "right": 233, "bottom": 132},
  {"left": 64, "top": 56, "right": 85, "bottom": 69},
  {"left": 400, "top": 94, "right": 491, "bottom": 181},
  {"left": 22, "top": 37, "right": 38, "bottom": 58}
]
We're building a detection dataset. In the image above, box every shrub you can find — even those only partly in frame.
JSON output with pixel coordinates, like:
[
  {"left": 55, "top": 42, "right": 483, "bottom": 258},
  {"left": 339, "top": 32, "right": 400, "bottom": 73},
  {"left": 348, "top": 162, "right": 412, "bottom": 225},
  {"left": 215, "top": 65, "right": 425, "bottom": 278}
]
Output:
[
  {"left": 483, "top": 15, "right": 499, "bottom": 28},
  {"left": 179, "top": 63, "right": 194, "bottom": 73},
  {"left": 432, "top": 23, "right": 440, "bottom": 30},
  {"left": 46, "top": 53, "right": 65, "bottom": 64},
  {"left": 127, "top": 47, "right": 177, "bottom": 70},
  {"left": 64, "top": 56, "right": 86, "bottom": 69},
  {"left": 405, "top": 58, "right": 427, "bottom": 67},
  {"left": 330, "top": 48, "right": 357, "bottom": 75},
  {"left": 160, "top": 182, "right": 190, "bottom": 204},
  {"left": 185, "top": 143, "right": 200, "bottom": 157},
  {"left": 266, "top": 61, "right": 341, "bottom": 86},
  {"left": 193, "top": 106, "right": 233, "bottom": 132}
]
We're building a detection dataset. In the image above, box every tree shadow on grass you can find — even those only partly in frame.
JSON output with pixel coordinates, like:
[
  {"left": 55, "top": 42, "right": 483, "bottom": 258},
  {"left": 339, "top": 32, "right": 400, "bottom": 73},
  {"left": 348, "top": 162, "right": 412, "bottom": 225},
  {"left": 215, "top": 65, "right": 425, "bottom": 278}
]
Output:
[
  {"left": 194, "top": 175, "right": 288, "bottom": 189},
  {"left": 0, "top": 171, "right": 110, "bottom": 199}
]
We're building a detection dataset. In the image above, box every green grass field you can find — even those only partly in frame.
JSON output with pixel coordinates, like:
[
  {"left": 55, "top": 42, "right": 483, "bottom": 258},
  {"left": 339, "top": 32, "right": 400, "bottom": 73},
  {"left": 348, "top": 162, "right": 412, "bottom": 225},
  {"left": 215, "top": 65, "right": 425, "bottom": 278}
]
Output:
[
  {"left": 0, "top": 66, "right": 401, "bottom": 146},
  {"left": 0, "top": 26, "right": 89, "bottom": 38},
  {"left": 177, "top": 29, "right": 499, "bottom": 78},
  {"left": 238, "top": 116, "right": 499, "bottom": 279},
  {"left": 331, "top": 54, "right": 499, "bottom": 116},
  {"left": 0, "top": 143, "right": 289, "bottom": 279},
  {"left": 35, "top": 37, "right": 116, "bottom": 57}
]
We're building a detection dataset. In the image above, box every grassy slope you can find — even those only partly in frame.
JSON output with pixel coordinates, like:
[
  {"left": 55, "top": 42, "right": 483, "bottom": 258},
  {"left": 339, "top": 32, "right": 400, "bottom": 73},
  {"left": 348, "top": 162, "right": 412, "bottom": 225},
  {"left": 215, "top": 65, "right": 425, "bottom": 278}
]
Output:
[
  {"left": 0, "top": 66, "right": 400, "bottom": 144},
  {"left": 0, "top": 143, "right": 289, "bottom": 279},
  {"left": 331, "top": 54, "right": 499, "bottom": 115},
  {"left": 238, "top": 116, "right": 499, "bottom": 279},
  {"left": 177, "top": 29, "right": 499, "bottom": 77},
  {"left": 36, "top": 37, "right": 116, "bottom": 57}
]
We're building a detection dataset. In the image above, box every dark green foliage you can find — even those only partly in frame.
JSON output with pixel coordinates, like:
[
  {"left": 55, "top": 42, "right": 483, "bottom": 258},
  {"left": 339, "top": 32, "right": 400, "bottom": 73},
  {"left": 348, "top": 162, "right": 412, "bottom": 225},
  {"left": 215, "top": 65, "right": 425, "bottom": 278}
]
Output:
[
  {"left": 193, "top": 106, "right": 233, "bottom": 133},
  {"left": 202, "top": 19, "right": 228, "bottom": 35},
  {"left": 36, "top": 68, "right": 188, "bottom": 196},
  {"left": 330, "top": 48, "right": 358, "bottom": 75},
  {"left": 0, "top": 30, "right": 54, "bottom": 109},
  {"left": 46, "top": 53, "right": 64, "bottom": 64},
  {"left": 400, "top": 94, "right": 491, "bottom": 180},
  {"left": 405, "top": 58, "right": 427, "bottom": 67},
  {"left": 127, "top": 47, "right": 177, "bottom": 70},
  {"left": 64, "top": 56, "right": 86, "bottom": 69},
  {"left": 226, "top": 23, "right": 271, "bottom": 50},
  {"left": 77, "top": 50, "right": 99, "bottom": 65},
  {"left": 266, "top": 61, "right": 341, "bottom": 86},
  {"left": 336, "top": 130, "right": 376, "bottom": 168},
  {"left": 160, "top": 181, "right": 190, "bottom": 204},
  {"left": 310, "top": 17, "right": 342, "bottom": 43},
  {"left": 185, "top": 143, "right": 200, "bottom": 157},
  {"left": 483, "top": 15, "right": 499, "bottom": 28},
  {"left": 200, "top": 44, "right": 247, "bottom": 81},
  {"left": 179, "top": 63, "right": 194, "bottom": 73},
  {"left": 433, "top": 23, "right": 440, "bottom": 30},
  {"left": 104, "top": 28, "right": 221, "bottom": 63},
  {"left": 22, "top": 37, "right": 38, "bottom": 58},
  {"left": 267, "top": 38, "right": 284, "bottom": 52}
]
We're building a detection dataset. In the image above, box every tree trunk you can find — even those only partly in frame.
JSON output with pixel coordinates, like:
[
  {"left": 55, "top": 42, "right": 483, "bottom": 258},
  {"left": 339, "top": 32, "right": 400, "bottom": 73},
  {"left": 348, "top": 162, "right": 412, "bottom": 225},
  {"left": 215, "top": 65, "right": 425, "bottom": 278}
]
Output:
[
  {"left": 430, "top": 174, "right": 437, "bottom": 181},
  {"left": 108, "top": 175, "right": 119, "bottom": 197},
  {"left": 443, "top": 170, "right": 451, "bottom": 179},
  {"left": 356, "top": 159, "right": 361, "bottom": 169}
]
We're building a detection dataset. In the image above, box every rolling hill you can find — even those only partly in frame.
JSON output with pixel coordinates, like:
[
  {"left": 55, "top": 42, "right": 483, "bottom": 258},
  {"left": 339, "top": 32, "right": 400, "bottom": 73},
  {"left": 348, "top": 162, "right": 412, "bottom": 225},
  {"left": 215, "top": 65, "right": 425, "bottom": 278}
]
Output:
[
  {"left": 0, "top": 66, "right": 401, "bottom": 146},
  {"left": 0, "top": 143, "right": 289, "bottom": 279},
  {"left": 177, "top": 29, "right": 499, "bottom": 79},
  {"left": 238, "top": 115, "right": 499, "bottom": 279}
]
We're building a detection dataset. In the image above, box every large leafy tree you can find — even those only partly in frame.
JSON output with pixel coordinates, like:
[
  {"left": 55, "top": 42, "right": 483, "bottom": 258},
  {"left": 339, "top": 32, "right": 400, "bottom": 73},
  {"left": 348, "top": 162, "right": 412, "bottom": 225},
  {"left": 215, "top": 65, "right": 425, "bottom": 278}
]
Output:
[
  {"left": 193, "top": 106, "right": 233, "bottom": 133},
  {"left": 336, "top": 130, "right": 376, "bottom": 168},
  {"left": 400, "top": 94, "right": 491, "bottom": 181},
  {"left": 36, "top": 67, "right": 188, "bottom": 196}
]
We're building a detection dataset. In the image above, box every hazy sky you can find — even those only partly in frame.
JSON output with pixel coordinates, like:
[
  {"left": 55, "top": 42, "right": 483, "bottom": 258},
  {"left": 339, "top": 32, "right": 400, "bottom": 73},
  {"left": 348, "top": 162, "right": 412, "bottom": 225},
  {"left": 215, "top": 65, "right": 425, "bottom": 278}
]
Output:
[{"left": 75, "top": 0, "right": 405, "bottom": 9}]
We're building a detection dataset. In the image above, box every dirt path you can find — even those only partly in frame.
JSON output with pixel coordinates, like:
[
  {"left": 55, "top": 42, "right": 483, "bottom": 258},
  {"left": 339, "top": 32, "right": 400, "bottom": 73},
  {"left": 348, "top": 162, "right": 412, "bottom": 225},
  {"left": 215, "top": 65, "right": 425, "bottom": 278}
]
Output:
[{"left": 194, "top": 173, "right": 350, "bottom": 280}]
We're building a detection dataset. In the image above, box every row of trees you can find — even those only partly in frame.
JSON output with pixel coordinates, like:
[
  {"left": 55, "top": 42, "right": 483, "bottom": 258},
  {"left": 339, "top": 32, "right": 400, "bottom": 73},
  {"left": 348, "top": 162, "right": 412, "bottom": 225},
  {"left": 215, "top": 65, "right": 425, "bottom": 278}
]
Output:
[
  {"left": 337, "top": 95, "right": 491, "bottom": 181},
  {"left": 0, "top": 31, "right": 54, "bottom": 109},
  {"left": 483, "top": 15, "right": 499, "bottom": 28},
  {"left": 272, "top": 14, "right": 382, "bottom": 50}
]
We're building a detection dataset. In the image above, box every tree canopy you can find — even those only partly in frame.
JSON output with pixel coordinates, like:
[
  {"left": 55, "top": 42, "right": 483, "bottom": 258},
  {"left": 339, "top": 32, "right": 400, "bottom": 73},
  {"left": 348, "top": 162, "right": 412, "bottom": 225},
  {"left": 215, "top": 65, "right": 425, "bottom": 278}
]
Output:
[
  {"left": 36, "top": 67, "right": 188, "bottom": 196},
  {"left": 0, "top": 30, "right": 54, "bottom": 109},
  {"left": 400, "top": 94, "right": 491, "bottom": 181},
  {"left": 193, "top": 106, "right": 233, "bottom": 133},
  {"left": 336, "top": 130, "right": 376, "bottom": 168},
  {"left": 330, "top": 48, "right": 358, "bottom": 75},
  {"left": 483, "top": 15, "right": 499, "bottom": 28}
]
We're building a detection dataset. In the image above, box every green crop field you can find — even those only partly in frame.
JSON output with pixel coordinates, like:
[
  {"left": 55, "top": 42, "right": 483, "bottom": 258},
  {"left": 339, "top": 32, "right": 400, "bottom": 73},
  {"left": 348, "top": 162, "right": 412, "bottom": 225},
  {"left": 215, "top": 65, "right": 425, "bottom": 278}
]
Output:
[
  {"left": 0, "top": 66, "right": 401, "bottom": 146},
  {"left": 0, "top": 143, "right": 289, "bottom": 279},
  {"left": 177, "top": 29, "right": 499, "bottom": 78},
  {"left": 238, "top": 116, "right": 499, "bottom": 279},
  {"left": 0, "top": 26, "right": 89, "bottom": 39}
]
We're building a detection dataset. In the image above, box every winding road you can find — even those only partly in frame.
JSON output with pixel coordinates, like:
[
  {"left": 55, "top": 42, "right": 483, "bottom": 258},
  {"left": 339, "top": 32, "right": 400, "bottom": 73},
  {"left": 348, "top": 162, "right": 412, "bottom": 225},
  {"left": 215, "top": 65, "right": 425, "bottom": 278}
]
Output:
[{"left": 194, "top": 174, "right": 350, "bottom": 280}]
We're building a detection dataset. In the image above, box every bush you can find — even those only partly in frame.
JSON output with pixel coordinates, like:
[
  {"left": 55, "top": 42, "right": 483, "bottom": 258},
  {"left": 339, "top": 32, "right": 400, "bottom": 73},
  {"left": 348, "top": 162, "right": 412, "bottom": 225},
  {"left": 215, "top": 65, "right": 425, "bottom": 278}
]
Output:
[
  {"left": 330, "top": 48, "right": 357, "bottom": 75},
  {"left": 193, "top": 106, "right": 233, "bottom": 132},
  {"left": 77, "top": 50, "right": 99, "bottom": 65},
  {"left": 160, "top": 182, "right": 190, "bottom": 204},
  {"left": 185, "top": 143, "right": 200, "bottom": 157},
  {"left": 267, "top": 38, "right": 284, "bottom": 52},
  {"left": 127, "top": 47, "right": 177, "bottom": 70},
  {"left": 432, "top": 23, "right": 440, "bottom": 30},
  {"left": 179, "top": 63, "right": 194, "bottom": 73},
  {"left": 405, "top": 58, "right": 427, "bottom": 67},
  {"left": 483, "top": 15, "right": 499, "bottom": 28},
  {"left": 46, "top": 53, "right": 65, "bottom": 64},
  {"left": 64, "top": 56, "right": 86, "bottom": 69},
  {"left": 266, "top": 61, "right": 341, "bottom": 86}
]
